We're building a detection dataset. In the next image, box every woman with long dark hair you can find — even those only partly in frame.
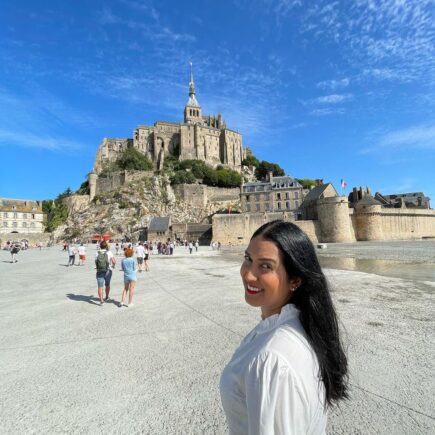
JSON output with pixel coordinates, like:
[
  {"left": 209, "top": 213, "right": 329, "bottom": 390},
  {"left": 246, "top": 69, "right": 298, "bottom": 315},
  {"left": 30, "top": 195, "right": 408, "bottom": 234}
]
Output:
[{"left": 220, "top": 220, "right": 348, "bottom": 434}]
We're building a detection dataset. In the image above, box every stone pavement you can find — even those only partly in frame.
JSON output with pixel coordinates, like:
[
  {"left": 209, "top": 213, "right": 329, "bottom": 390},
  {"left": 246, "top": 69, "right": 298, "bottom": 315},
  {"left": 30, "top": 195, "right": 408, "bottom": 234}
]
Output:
[{"left": 0, "top": 245, "right": 434, "bottom": 434}]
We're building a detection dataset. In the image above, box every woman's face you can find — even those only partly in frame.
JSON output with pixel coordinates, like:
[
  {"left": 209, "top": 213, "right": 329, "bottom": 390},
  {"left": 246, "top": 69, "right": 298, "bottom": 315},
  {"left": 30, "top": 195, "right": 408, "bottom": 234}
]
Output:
[{"left": 240, "top": 236, "right": 300, "bottom": 319}]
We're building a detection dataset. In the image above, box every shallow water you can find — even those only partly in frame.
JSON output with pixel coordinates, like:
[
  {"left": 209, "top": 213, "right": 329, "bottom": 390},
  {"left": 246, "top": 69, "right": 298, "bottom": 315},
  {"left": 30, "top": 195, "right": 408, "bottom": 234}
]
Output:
[{"left": 319, "top": 256, "right": 435, "bottom": 282}]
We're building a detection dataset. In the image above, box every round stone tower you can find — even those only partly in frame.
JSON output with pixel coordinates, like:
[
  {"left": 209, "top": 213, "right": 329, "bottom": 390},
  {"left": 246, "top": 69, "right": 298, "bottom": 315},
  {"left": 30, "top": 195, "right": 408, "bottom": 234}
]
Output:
[
  {"left": 88, "top": 168, "right": 98, "bottom": 202},
  {"left": 354, "top": 196, "right": 383, "bottom": 241},
  {"left": 317, "top": 196, "right": 353, "bottom": 242}
]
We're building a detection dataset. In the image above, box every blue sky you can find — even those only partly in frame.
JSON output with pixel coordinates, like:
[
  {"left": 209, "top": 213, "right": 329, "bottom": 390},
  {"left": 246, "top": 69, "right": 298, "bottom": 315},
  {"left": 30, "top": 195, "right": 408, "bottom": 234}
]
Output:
[{"left": 1, "top": 0, "right": 434, "bottom": 203}]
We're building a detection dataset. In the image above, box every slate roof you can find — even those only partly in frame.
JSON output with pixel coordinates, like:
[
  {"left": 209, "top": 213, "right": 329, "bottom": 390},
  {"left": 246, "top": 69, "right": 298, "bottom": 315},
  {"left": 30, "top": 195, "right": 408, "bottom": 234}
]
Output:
[
  {"left": 148, "top": 216, "right": 170, "bottom": 232},
  {"left": 356, "top": 195, "right": 381, "bottom": 206},
  {"left": 302, "top": 183, "right": 336, "bottom": 202}
]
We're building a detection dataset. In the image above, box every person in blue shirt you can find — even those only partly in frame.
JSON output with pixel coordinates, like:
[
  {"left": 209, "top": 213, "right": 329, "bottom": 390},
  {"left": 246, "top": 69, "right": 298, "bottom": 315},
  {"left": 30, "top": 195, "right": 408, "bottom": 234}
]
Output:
[{"left": 120, "top": 247, "right": 137, "bottom": 307}]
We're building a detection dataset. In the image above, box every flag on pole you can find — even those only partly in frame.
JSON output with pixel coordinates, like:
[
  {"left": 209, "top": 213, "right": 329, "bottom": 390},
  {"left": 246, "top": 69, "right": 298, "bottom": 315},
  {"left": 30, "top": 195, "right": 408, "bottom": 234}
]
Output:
[{"left": 341, "top": 179, "right": 347, "bottom": 189}]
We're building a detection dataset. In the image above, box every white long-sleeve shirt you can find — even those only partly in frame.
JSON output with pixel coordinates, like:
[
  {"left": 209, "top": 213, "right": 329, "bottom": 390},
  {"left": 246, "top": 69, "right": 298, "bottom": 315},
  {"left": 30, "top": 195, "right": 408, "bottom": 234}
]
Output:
[{"left": 220, "top": 304, "right": 326, "bottom": 435}]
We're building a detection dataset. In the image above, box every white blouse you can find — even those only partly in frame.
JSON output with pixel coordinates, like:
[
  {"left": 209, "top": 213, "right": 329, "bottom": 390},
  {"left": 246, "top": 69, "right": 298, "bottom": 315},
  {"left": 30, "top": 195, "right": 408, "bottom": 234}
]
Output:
[{"left": 220, "top": 304, "right": 326, "bottom": 435}]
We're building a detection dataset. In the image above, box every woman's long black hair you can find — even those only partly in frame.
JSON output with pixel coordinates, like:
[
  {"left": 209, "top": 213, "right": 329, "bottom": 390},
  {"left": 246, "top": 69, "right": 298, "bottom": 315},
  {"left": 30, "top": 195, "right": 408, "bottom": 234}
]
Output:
[{"left": 252, "top": 220, "right": 348, "bottom": 407}]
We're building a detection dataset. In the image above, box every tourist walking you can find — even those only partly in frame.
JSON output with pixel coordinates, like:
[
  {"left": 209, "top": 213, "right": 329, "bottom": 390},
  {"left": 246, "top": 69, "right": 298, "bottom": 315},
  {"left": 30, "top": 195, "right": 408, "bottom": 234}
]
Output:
[
  {"left": 220, "top": 220, "right": 348, "bottom": 434},
  {"left": 95, "top": 241, "right": 116, "bottom": 305},
  {"left": 78, "top": 243, "right": 86, "bottom": 266},
  {"left": 195, "top": 240, "right": 199, "bottom": 252},
  {"left": 188, "top": 241, "right": 193, "bottom": 254},
  {"left": 67, "top": 243, "right": 76, "bottom": 266},
  {"left": 143, "top": 244, "right": 150, "bottom": 271},
  {"left": 120, "top": 247, "right": 137, "bottom": 307},
  {"left": 10, "top": 242, "right": 20, "bottom": 263},
  {"left": 136, "top": 242, "right": 145, "bottom": 272}
]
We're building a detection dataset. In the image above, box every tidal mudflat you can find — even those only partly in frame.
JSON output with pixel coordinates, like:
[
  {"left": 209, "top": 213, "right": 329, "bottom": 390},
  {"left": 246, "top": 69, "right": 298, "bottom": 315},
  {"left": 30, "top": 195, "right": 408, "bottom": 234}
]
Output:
[{"left": 0, "top": 243, "right": 433, "bottom": 434}]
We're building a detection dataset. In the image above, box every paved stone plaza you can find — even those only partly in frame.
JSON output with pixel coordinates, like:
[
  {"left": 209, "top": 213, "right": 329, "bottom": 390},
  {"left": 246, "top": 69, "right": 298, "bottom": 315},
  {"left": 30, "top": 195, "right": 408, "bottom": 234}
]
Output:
[{"left": 1, "top": 245, "right": 434, "bottom": 434}]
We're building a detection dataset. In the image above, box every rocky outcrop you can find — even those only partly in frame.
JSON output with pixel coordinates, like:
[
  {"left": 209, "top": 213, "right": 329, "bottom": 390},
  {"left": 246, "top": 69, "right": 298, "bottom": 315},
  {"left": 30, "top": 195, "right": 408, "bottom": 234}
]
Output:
[{"left": 57, "top": 175, "right": 241, "bottom": 240}]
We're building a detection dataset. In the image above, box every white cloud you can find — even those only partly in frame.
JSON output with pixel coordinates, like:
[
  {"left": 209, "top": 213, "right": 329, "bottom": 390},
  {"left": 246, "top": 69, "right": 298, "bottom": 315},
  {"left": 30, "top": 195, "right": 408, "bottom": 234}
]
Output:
[
  {"left": 317, "top": 78, "right": 350, "bottom": 90},
  {"left": 361, "top": 124, "right": 435, "bottom": 154},
  {"left": 314, "top": 93, "right": 353, "bottom": 104},
  {"left": 310, "top": 107, "right": 345, "bottom": 116},
  {"left": 0, "top": 129, "right": 84, "bottom": 152}
]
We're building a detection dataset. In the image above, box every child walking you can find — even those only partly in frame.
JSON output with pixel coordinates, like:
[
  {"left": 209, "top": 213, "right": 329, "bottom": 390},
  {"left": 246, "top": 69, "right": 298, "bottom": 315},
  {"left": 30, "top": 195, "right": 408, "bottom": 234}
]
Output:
[{"left": 120, "top": 248, "right": 137, "bottom": 307}]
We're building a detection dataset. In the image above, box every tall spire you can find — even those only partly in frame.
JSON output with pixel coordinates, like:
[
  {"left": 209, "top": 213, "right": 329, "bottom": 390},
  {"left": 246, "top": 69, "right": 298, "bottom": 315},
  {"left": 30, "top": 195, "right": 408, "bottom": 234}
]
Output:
[
  {"left": 186, "top": 61, "right": 200, "bottom": 107},
  {"left": 189, "top": 61, "right": 195, "bottom": 95}
]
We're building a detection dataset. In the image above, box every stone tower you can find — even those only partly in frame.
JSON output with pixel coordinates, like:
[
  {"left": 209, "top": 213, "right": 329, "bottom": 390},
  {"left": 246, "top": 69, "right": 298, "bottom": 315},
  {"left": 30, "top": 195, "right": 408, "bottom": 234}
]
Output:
[
  {"left": 317, "top": 196, "right": 353, "bottom": 242},
  {"left": 88, "top": 168, "right": 98, "bottom": 202},
  {"left": 354, "top": 196, "right": 384, "bottom": 241},
  {"left": 184, "top": 62, "right": 202, "bottom": 124}
]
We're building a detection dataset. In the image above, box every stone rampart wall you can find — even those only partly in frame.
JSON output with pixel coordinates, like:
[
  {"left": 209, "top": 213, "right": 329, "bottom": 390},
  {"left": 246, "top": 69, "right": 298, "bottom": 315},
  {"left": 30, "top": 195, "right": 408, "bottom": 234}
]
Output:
[
  {"left": 0, "top": 232, "right": 53, "bottom": 247},
  {"left": 214, "top": 208, "right": 435, "bottom": 245},
  {"left": 173, "top": 185, "right": 240, "bottom": 208},
  {"left": 212, "top": 212, "right": 320, "bottom": 245},
  {"left": 96, "top": 170, "right": 154, "bottom": 195},
  {"left": 379, "top": 209, "right": 435, "bottom": 240}
]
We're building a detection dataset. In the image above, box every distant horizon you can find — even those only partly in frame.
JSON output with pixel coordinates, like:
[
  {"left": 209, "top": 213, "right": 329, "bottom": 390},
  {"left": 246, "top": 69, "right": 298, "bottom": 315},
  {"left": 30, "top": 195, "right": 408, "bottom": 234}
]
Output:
[{"left": 1, "top": 0, "right": 434, "bottom": 203}]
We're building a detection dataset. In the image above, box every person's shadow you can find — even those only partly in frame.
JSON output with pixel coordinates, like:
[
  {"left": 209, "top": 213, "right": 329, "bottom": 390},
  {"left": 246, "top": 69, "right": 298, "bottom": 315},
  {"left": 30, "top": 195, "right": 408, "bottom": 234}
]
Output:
[{"left": 66, "top": 293, "right": 101, "bottom": 305}]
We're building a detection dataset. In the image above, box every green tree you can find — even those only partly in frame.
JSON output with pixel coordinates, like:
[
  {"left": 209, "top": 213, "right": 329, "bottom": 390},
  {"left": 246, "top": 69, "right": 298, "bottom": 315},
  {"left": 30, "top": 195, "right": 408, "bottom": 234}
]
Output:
[
  {"left": 242, "top": 154, "right": 260, "bottom": 167},
  {"left": 255, "top": 160, "right": 285, "bottom": 180},
  {"left": 117, "top": 148, "right": 153, "bottom": 171},
  {"left": 297, "top": 178, "right": 317, "bottom": 189},
  {"left": 76, "top": 180, "right": 90, "bottom": 195},
  {"left": 170, "top": 170, "right": 196, "bottom": 185}
]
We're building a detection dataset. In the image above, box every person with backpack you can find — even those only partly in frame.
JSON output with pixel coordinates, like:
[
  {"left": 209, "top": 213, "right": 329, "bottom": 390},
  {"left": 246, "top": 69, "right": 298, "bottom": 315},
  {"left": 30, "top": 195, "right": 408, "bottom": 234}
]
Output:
[
  {"left": 95, "top": 241, "right": 116, "bottom": 305},
  {"left": 10, "top": 243, "right": 20, "bottom": 263}
]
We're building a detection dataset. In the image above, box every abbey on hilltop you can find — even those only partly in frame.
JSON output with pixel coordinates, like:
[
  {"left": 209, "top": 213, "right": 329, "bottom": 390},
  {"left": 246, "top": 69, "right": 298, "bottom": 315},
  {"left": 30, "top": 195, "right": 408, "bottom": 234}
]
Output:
[{"left": 94, "top": 63, "right": 244, "bottom": 174}]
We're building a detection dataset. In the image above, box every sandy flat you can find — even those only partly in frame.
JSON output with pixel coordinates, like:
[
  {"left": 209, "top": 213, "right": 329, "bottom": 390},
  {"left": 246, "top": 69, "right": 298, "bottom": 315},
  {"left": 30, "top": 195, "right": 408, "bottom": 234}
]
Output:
[{"left": 0, "top": 245, "right": 434, "bottom": 434}]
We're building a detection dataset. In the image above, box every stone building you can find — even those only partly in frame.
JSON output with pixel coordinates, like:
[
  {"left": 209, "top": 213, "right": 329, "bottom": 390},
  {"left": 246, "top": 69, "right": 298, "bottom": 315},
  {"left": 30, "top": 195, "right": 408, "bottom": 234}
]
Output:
[
  {"left": 0, "top": 198, "right": 45, "bottom": 234},
  {"left": 94, "top": 63, "right": 243, "bottom": 174},
  {"left": 240, "top": 173, "right": 303, "bottom": 215},
  {"left": 382, "top": 192, "right": 431, "bottom": 209},
  {"left": 299, "top": 183, "right": 338, "bottom": 220}
]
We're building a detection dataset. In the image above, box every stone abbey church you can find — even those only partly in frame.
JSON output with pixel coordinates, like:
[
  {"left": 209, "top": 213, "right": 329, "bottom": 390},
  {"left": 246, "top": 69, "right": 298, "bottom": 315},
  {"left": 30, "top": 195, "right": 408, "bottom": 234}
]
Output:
[{"left": 94, "top": 64, "right": 244, "bottom": 174}]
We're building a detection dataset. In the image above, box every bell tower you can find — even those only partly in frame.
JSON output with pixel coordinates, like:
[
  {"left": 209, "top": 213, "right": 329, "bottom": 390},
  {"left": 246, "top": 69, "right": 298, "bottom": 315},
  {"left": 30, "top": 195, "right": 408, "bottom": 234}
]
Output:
[{"left": 184, "top": 62, "right": 202, "bottom": 124}]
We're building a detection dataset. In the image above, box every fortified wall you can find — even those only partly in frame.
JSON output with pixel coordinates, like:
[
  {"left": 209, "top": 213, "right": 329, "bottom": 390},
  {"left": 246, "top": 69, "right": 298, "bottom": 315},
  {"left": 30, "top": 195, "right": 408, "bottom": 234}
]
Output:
[
  {"left": 212, "top": 197, "right": 435, "bottom": 245},
  {"left": 172, "top": 184, "right": 240, "bottom": 208},
  {"left": 94, "top": 170, "right": 154, "bottom": 196}
]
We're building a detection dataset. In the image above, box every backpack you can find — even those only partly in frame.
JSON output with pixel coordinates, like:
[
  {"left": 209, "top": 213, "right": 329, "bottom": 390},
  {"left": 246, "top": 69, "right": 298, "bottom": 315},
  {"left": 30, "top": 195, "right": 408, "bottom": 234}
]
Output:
[{"left": 96, "top": 251, "right": 109, "bottom": 272}]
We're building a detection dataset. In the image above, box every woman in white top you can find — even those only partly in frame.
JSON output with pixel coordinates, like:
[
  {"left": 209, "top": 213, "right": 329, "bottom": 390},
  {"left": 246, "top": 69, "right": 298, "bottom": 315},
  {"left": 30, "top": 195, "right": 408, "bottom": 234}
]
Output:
[{"left": 220, "top": 220, "right": 348, "bottom": 435}]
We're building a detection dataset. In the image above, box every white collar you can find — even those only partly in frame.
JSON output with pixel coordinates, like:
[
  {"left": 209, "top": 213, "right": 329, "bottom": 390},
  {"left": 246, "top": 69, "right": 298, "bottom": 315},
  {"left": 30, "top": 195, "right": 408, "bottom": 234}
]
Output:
[{"left": 254, "top": 304, "right": 300, "bottom": 335}]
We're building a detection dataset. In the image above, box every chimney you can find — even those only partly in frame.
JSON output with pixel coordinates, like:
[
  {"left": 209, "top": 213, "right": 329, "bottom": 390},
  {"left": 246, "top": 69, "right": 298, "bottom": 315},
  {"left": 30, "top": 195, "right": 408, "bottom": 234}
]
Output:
[{"left": 268, "top": 171, "right": 273, "bottom": 182}]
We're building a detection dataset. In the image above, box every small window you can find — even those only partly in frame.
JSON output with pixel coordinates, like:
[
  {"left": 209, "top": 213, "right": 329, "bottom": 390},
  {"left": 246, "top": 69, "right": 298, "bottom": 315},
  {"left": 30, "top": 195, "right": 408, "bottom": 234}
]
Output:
[
  {"left": 246, "top": 204, "right": 251, "bottom": 212},
  {"left": 22, "top": 222, "right": 27, "bottom": 228},
  {"left": 13, "top": 212, "right": 18, "bottom": 218},
  {"left": 277, "top": 193, "right": 281, "bottom": 200},
  {"left": 294, "top": 191, "right": 299, "bottom": 200},
  {"left": 286, "top": 201, "right": 290, "bottom": 209},
  {"left": 13, "top": 221, "right": 17, "bottom": 227},
  {"left": 277, "top": 202, "right": 281, "bottom": 210},
  {"left": 3, "top": 222, "right": 8, "bottom": 227},
  {"left": 295, "top": 200, "right": 299, "bottom": 208},
  {"left": 32, "top": 214, "right": 35, "bottom": 219},
  {"left": 285, "top": 192, "right": 289, "bottom": 199},
  {"left": 256, "top": 203, "right": 260, "bottom": 211},
  {"left": 3, "top": 212, "right": 7, "bottom": 218},
  {"left": 246, "top": 195, "right": 250, "bottom": 202},
  {"left": 30, "top": 222, "right": 35, "bottom": 228},
  {"left": 265, "top": 203, "right": 270, "bottom": 211},
  {"left": 23, "top": 213, "right": 27, "bottom": 219}
]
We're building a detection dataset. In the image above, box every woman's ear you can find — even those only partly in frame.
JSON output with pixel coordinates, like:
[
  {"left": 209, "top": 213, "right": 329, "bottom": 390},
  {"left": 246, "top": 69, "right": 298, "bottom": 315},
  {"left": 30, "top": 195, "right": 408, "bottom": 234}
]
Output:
[{"left": 289, "top": 276, "right": 302, "bottom": 290}]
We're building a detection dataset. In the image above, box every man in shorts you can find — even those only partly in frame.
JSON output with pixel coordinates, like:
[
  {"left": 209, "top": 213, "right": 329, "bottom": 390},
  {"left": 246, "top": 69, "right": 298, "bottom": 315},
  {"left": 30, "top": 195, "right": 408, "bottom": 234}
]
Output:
[
  {"left": 135, "top": 242, "right": 145, "bottom": 272},
  {"left": 95, "top": 241, "right": 116, "bottom": 305},
  {"left": 78, "top": 243, "right": 86, "bottom": 266}
]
